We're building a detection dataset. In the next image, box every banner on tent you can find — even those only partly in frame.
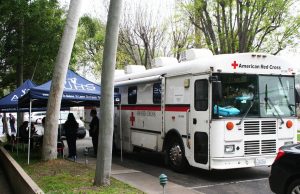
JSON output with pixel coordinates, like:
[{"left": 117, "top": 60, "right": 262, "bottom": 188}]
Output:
[
  {"left": 10, "top": 89, "right": 30, "bottom": 101},
  {"left": 65, "top": 77, "right": 96, "bottom": 91}
]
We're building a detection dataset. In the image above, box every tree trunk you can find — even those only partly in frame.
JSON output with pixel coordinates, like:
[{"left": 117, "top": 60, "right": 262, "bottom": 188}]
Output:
[
  {"left": 17, "top": 7, "right": 24, "bottom": 128},
  {"left": 42, "top": 0, "right": 83, "bottom": 161},
  {"left": 194, "top": 0, "right": 202, "bottom": 48},
  {"left": 94, "top": 0, "right": 123, "bottom": 186}
]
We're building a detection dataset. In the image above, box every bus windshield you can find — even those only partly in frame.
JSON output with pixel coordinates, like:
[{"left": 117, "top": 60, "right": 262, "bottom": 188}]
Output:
[{"left": 213, "top": 74, "right": 296, "bottom": 118}]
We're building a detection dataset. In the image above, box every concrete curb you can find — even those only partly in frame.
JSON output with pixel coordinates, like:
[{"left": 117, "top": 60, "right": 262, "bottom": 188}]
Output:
[{"left": 0, "top": 147, "right": 44, "bottom": 194}]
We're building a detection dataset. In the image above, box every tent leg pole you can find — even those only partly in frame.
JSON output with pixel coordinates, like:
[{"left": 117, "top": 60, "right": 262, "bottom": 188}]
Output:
[
  {"left": 17, "top": 107, "right": 19, "bottom": 156},
  {"left": 27, "top": 100, "right": 32, "bottom": 165},
  {"left": 119, "top": 104, "right": 122, "bottom": 162}
]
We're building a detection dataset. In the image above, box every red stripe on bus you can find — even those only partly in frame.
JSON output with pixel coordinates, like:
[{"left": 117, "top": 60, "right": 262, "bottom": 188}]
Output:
[
  {"left": 117, "top": 105, "right": 190, "bottom": 112},
  {"left": 165, "top": 106, "right": 190, "bottom": 112},
  {"left": 118, "top": 105, "right": 161, "bottom": 111}
]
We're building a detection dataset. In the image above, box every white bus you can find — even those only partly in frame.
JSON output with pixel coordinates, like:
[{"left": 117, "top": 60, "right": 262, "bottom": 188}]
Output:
[{"left": 113, "top": 49, "right": 298, "bottom": 172}]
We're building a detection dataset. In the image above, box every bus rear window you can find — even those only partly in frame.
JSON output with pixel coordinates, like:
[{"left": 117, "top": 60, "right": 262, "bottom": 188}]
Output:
[
  {"left": 153, "top": 83, "right": 161, "bottom": 104},
  {"left": 128, "top": 86, "right": 137, "bottom": 104},
  {"left": 195, "top": 80, "right": 208, "bottom": 111}
]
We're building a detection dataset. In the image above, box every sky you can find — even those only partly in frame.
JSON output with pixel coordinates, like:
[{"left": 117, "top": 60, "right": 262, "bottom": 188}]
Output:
[
  {"left": 59, "top": 0, "right": 106, "bottom": 19},
  {"left": 59, "top": 0, "right": 175, "bottom": 21}
]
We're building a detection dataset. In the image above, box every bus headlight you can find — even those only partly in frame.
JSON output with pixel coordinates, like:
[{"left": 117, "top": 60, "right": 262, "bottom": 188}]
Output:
[{"left": 224, "top": 145, "right": 235, "bottom": 153}]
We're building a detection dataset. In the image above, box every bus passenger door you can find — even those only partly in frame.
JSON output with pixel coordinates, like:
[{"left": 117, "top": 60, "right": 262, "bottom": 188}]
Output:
[{"left": 189, "top": 75, "right": 210, "bottom": 169}]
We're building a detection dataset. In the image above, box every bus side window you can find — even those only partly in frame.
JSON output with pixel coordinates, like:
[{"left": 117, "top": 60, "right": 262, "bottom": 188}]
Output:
[
  {"left": 153, "top": 83, "right": 161, "bottom": 104},
  {"left": 128, "top": 86, "right": 137, "bottom": 104},
  {"left": 194, "top": 80, "right": 208, "bottom": 111}
]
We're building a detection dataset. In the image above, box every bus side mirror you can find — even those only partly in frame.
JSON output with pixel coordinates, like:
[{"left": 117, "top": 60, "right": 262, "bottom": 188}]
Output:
[{"left": 212, "top": 81, "right": 222, "bottom": 102}]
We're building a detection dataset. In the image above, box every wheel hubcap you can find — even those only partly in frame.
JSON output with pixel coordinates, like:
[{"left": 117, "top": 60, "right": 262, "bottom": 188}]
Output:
[
  {"left": 169, "top": 144, "right": 182, "bottom": 165},
  {"left": 292, "top": 185, "right": 300, "bottom": 194}
]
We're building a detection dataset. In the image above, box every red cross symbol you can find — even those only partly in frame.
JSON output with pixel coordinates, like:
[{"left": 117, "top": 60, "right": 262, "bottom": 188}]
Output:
[
  {"left": 129, "top": 112, "right": 135, "bottom": 126},
  {"left": 231, "top": 61, "right": 238, "bottom": 69}
]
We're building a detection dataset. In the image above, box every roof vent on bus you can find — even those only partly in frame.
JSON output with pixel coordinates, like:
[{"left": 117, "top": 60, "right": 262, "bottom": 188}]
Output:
[
  {"left": 114, "top": 69, "right": 125, "bottom": 77},
  {"left": 152, "top": 57, "right": 178, "bottom": 68},
  {"left": 124, "top": 65, "right": 146, "bottom": 74},
  {"left": 180, "top": 48, "right": 213, "bottom": 62}
]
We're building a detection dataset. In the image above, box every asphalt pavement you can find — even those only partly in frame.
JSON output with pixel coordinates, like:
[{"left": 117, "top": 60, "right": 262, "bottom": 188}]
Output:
[
  {"left": 0, "top": 164, "right": 13, "bottom": 194},
  {"left": 70, "top": 133, "right": 275, "bottom": 194},
  {"left": 109, "top": 151, "right": 273, "bottom": 194},
  {"left": 74, "top": 137, "right": 201, "bottom": 194}
]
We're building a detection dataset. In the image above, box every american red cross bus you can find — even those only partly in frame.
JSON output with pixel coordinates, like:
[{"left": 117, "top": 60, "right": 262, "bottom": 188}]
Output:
[{"left": 112, "top": 49, "right": 298, "bottom": 172}]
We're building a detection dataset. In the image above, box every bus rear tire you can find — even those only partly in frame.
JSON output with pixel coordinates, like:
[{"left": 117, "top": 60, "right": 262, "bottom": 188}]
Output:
[{"left": 166, "top": 137, "right": 188, "bottom": 173}]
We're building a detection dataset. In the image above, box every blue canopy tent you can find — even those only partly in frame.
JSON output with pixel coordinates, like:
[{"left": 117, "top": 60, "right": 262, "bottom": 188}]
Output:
[
  {"left": 0, "top": 79, "right": 36, "bottom": 112},
  {"left": 18, "top": 69, "right": 120, "bottom": 108},
  {"left": 18, "top": 70, "right": 120, "bottom": 164}
]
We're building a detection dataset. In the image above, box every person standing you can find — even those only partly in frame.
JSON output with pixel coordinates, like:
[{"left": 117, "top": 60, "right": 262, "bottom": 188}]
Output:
[
  {"left": 29, "top": 122, "right": 37, "bottom": 136},
  {"left": 19, "top": 121, "right": 29, "bottom": 140},
  {"left": 41, "top": 117, "right": 46, "bottom": 135},
  {"left": 89, "top": 109, "right": 99, "bottom": 156},
  {"left": 64, "top": 113, "right": 78, "bottom": 159},
  {"left": 2, "top": 114, "right": 8, "bottom": 135},
  {"left": 9, "top": 113, "right": 16, "bottom": 134},
  {"left": 0, "top": 114, "right": 2, "bottom": 134}
]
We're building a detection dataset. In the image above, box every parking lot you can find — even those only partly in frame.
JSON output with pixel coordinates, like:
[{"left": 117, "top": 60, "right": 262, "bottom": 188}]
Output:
[
  {"left": 111, "top": 150, "right": 273, "bottom": 194},
  {"left": 75, "top": 136, "right": 273, "bottom": 194}
]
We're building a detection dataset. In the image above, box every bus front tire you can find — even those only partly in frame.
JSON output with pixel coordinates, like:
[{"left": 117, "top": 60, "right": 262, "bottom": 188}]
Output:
[{"left": 165, "top": 137, "right": 188, "bottom": 173}]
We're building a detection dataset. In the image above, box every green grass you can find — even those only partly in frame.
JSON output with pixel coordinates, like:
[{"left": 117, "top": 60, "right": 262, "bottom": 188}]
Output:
[
  {"left": 298, "top": 133, "right": 300, "bottom": 142},
  {"left": 9, "top": 148, "right": 143, "bottom": 194}
]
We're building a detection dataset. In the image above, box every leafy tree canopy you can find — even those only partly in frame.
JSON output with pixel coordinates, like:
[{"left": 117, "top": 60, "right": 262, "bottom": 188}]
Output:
[
  {"left": 72, "top": 15, "right": 133, "bottom": 77},
  {"left": 71, "top": 15, "right": 106, "bottom": 78},
  {"left": 0, "top": 0, "right": 65, "bottom": 96}
]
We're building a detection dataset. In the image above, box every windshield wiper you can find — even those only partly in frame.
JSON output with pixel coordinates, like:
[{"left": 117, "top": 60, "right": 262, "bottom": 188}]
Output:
[
  {"left": 265, "top": 97, "right": 284, "bottom": 125},
  {"left": 236, "top": 98, "right": 255, "bottom": 125},
  {"left": 278, "top": 77, "right": 295, "bottom": 115},
  {"left": 264, "top": 84, "right": 284, "bottom": 124}
]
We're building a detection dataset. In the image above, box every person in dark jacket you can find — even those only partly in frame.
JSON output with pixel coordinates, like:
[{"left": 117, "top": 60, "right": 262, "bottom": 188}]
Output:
[
  {"left": 2, "top": 113, "right": 8, "bottom": 134},
  {"left": 64, "top": 113, "right": 78, "bottom": 159},
  {"left": 89, "top": 109, "right": 99, "bottom": 156},
  {"left": 19, "top": 121, "right": 29, "bottom": 141},
  {"left": 9, "top": 113, "right": 16, "bottom": 134}
]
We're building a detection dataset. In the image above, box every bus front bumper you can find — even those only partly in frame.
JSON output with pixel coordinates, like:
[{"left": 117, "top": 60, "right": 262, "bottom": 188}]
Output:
[{"left": 210, "top": 155, "right": 276, "bottom": 170}]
